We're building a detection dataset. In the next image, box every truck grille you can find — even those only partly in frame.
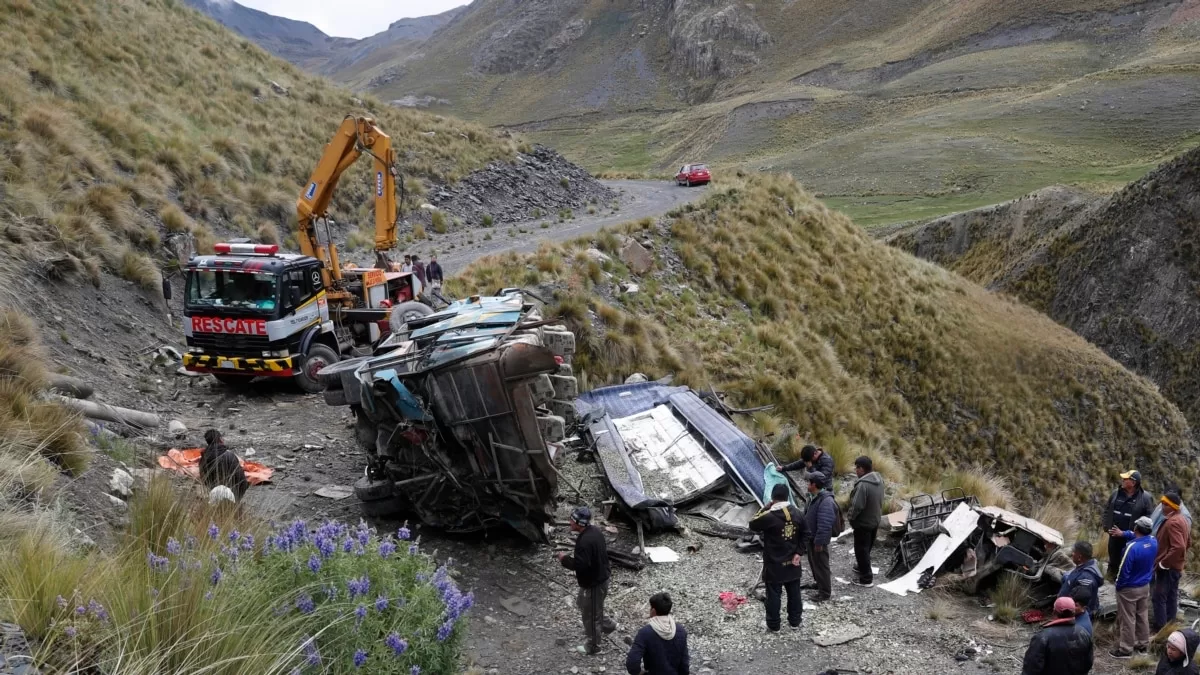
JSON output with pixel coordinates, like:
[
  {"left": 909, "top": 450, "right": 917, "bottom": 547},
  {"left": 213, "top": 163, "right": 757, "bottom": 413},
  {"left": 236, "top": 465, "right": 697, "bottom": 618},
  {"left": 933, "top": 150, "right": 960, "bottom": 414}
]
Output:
[{"left": 189, "top": 333, "right": 271, "bottom": 356}]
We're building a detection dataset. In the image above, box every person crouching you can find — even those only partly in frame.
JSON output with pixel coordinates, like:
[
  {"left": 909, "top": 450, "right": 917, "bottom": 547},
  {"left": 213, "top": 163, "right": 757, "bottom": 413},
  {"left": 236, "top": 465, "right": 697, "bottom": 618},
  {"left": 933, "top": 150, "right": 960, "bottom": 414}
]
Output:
[{"left": 201, "top": 429, "right": 248, "bottom": 502}]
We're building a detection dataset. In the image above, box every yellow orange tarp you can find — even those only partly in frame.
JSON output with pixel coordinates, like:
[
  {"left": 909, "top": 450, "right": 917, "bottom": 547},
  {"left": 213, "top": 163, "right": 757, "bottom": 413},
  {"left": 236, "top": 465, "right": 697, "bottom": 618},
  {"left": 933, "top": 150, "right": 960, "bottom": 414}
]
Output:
[{"left": 157, "top": 448, "right": 274, "bottom": 484}]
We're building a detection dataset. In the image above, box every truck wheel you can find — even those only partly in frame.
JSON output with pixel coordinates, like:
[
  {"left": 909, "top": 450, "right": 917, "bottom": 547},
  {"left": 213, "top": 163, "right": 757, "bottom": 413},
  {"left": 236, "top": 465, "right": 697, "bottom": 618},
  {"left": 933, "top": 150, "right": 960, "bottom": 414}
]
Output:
[
  {"left": 388, "top": 301, "right": 434, "bottom": 334},
  {"left": 354, "top": 475, "right": 396, "bottom": 502},
  {"left": 323, "top": 388, "right": 348, "bottom": 406},
  {"left": 213, "top": 373, "right": 255, "bottom": 387},
  {"left": 295, "top": 344, "right": 339, "bottom": 394}
]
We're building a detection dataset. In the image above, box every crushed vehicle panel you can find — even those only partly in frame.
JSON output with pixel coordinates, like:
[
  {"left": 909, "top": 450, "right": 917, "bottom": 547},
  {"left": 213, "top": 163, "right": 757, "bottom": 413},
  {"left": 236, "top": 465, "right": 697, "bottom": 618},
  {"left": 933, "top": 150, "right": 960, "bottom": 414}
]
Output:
[{"left": 318, "top": 291, "right": 577, "bottom": 542}]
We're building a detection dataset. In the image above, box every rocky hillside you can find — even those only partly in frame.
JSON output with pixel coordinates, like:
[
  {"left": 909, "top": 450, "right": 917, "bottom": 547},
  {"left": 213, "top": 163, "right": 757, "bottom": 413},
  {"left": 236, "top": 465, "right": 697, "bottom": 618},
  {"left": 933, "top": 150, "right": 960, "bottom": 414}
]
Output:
[
  {"left": 890, "top": 147, "right": 1200, "bottom": 431},
  {"left": 182, "top": 0, "right": 464, "bottom": 76},
  {"left": 262, "top": 0, "right": 1199, "bottom": 228},
  {"left": 450, "top": 174, "right": 1198, "bottom": 523}
]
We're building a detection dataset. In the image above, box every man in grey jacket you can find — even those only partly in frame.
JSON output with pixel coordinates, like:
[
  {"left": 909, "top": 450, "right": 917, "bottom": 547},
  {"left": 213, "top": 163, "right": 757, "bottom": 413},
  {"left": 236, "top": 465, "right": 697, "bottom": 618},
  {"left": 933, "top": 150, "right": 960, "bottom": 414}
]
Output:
[{"left": 847, "top": 456, "right": 884, "bottom": 587}]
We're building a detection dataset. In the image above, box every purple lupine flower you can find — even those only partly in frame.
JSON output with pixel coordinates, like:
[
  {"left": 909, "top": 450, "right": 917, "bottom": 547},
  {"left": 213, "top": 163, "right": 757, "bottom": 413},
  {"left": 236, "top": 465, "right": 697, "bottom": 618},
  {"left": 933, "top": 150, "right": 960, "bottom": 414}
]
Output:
[
  {"left": 374, "top": 595, "right": 389, "bottom": 612},
  {"left": 307, "top": 554, "right": 322, "bottom": 573},
  {"left": 324, "top": 584, "right": 338, "bottom": 601},
  {"left": 353, "top": 649, "right": 367, "bottom": 668},
  {"left": 147, "top": 551, "right": 169, "bottom": 571},
  {"left": 208, "top": 523, "right": 220, "bottom": 540},
  {"left": 415, "top": 574, "right": 427, "bottom": 583},
  {"left": 397, "top": 525, "right": 411, "bottom": 541},
  {"left": 88, "top": 600, "right": 108, "bottom": 622},
  {"left": 56, "top": 595, "right": 67, "bottom": 610},
  {"left": 343, "top": 538, "right": 355, "bottom": 553},
  {"left": 204, "top": 591, "right": 214, "bottom": 601},
  {"left": 210, "top": 567, "right": 223, "bottom": 585},
  {"left": 411, "top": 666, "right": 421, "bottom": 675},
  {"left": 166, "top": 538, "right": 182, "bottom": 555},
  {"left": 347, "top": 576, "right": 370, "bottom": 599},
  {"left": 354, "top": 604, "right": 367, "bottom": 627},
  {"left": 295, "top": 594, "right": 315, "bottom": 614},
  {"left": 436, "top": 620, "right": 454, "bottom": 642},
  {"left": 379, "top": 540, "right": 396, "bottom": 559},
  {"left": 75, "top": 605, "right": 87, "bottom": 616},
  {"left": 241, "top": 533, "right": 255, "bottom": 551},
  {"left": 316, "top": 536, "right": 335, "bottom": 559},
  {"left": 65, "top": 626, "right": 77, "bottom": 638},
  {"left": 354, "top": 545, "right": 365, "bottom": 557},
  {"left": 301, "top": 636, "right": 320, "bottom": 666},
  {"left": 385, "top": 632, "right": 407, "bottom": 656},
  {"left": 458, "top": 592, "right": 475, "bottom": 613},
  {"left": 185, "top": 535, "right": 197, "bottom": 550}
]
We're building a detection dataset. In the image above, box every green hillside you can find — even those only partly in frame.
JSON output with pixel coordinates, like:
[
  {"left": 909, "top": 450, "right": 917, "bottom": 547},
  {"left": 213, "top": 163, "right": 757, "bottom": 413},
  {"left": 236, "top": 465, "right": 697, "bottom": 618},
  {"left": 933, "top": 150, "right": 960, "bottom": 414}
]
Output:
[
  {"left": 450, "top": 174, "right": 1198, "bottom": 527},
  {"left": 0, "top": 0, "right": 517, "bottom": 291}
]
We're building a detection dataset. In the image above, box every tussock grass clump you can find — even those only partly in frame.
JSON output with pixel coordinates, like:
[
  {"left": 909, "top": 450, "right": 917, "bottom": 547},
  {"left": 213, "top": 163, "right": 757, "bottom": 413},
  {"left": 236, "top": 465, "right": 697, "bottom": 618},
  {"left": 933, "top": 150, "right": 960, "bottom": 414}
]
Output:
[
  {"left": 449, "top": 174, "right": 1196, "bottom": 530},
  {"left": 989, "top": 573, "right": 1030, "bottom": 624}
]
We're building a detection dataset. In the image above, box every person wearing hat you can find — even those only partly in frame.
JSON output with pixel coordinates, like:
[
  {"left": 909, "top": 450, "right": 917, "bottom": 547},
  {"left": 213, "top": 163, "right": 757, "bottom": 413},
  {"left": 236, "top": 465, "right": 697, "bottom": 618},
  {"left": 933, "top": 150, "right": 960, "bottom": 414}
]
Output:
[
  {"left": 780, "top": 445, "right": 834, "bottom": 492},
  {"left": 749, "top": 483, "right": 808, "bottom": 632},
  {"left": 1157, "top": 629, "right": 1200, "bottom": 675},
  {"left": 1153, "top": 489, "right": 1192, "bottom": 632},
  {"left": 1103, "top": 469, "right": 1154, "bottom": 579},
  {"left": 1111, "top": 515, "right": 1158, "bottom": 659},
  {"left": 1151, "top": 483, "right": 1194, "bottom": 536},
  {"left": 556, "top": 506, "right": 614, "bottom": 655},
  {"left": 1057, "top": 541, "right": 1103, "bottom": 619},
  {"left": 803, "top": 471, "right": 838, "bottom": 602},
  {"left": 1020, "top": 596, "right": 1094, "bottom": 675}
]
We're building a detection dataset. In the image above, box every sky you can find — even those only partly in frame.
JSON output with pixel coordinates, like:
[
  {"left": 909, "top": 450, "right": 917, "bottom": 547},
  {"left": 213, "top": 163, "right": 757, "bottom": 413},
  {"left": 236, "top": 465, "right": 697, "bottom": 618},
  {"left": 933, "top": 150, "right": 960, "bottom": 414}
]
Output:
[{"left": 236, "top": 0, "right": 469, "bottom": 39}]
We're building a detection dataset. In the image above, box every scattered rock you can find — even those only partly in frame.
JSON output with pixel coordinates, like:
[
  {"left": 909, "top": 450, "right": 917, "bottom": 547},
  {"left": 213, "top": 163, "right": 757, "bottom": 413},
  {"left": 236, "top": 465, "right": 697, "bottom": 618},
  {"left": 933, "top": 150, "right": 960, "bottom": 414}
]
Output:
[
  {"left": 812, "top": 623, "right": 869, "bottom": 647},
  {"left": 314, "top": 485, "right": 353, "bottom": 500},
  {"left": 269, "top": 80, "right": 289, "bottom": 96},
  {"left": 625, "top": 373, "right": 649, "bottom": 384},
  {"left": 108, "top": 468, "right": 134, "bottom": 498},
  {"left": 619, "top": 238, "right": 654, "bottom": 275},
  {"left": 499, "top": 595, "right": 534, "bottom": 617},
  {"left": 585, "top": 248, "right": 611, "bottom": 264},
  {"left": 167, "top": 420, "right": 187, "bottom": 438},
  {"left": 620, "top": 282, "right": 639, "bottom": 295},
  {"left": 106, "top": 494, "right": 127, "bottom": 510}
]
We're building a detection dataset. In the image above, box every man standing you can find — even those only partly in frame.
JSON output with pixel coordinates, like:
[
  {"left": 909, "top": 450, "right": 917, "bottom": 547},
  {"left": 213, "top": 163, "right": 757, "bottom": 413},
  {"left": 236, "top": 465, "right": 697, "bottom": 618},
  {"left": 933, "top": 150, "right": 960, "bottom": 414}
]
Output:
[
  {"left": 781, "top": 445, "right": 834, "bottom": 491},
  {"left": 557, "top": 507, "right": 613, "bottom": 655},
  {"left": 1057, "top": 541, "right": 1102, "bottom": 619},
  {"left": 1152, "top": 483, "right": 1194, "bottom": 536},
  {"left": 1020, "top": 596, "right": 1093, "bottom": 675},
  {"left": 1103, "top": 469, "right": 1154, "bottom": 578},
  {"left": 847, "top": 456, "right": 883, "bottom": 587},
  {"left": 427, "top": 255, "right": 444, "bottom": 290},
  {"left": 748, "top": 483, "right": 807, "bottom": 632},
  {"left": 1110, "top": 516, "right": 1158, "bottom": 659},
  {"left": 804, "top": 472, "right": 836, "bottom": 602},
  {"left": 401, "top": 255, "right": 413, "bottom": 273},
  {"left": 1153, "top": 489, "right": 1191, "bottom": 632},
  {"left": 411, "top": 255, "right": 428, "bottom": 286},
  {"left": 625, "top": 593, "right": 689, "bottom": 675}
]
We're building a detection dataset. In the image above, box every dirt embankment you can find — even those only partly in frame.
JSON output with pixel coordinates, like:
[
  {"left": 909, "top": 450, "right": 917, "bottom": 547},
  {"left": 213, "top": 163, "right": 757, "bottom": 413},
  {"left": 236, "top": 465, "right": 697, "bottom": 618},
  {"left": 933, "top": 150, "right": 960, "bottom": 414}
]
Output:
[{"left": 890, "top": 146, "right": 1200, "bottom": 430}]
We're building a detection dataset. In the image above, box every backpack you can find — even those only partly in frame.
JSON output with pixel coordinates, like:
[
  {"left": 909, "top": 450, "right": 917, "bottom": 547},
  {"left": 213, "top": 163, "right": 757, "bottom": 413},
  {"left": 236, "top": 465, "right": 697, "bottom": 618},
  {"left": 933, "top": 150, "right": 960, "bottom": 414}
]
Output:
[{"left": 830, "top": 495, "right": 846, "bottom": 535}]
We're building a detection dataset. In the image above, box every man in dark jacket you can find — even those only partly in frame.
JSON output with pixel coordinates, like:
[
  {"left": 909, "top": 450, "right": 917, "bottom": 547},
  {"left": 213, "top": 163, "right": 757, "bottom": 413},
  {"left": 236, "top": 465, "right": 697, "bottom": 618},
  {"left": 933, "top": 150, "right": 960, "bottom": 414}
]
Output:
[
  {"left": 625, "top": 592, "right": 689, "bottom": 675},
  {"left": 427, "top": 255, "right": 444, "bottom": 288},
  {"left": 847, "top": 456, "right": 883, "bottom": 587},
  {"left": 557, "top": 507, "right": 614, "bottom": 655},
  {"left": 1157, "top": 629, "right": 1200, "bottom": 675},
  {"left": 1071, "top": 586, "right": 1094, "bottom": 637},
  {"left": 804, "top": 472, "right": 836, "bottom": 602},
  {"left": 1103, "top": 469, "right": 1154, "bottom": 578},
  {"left": 1021, "top": 596, "right": 1094, "bottom": 675},
  {"left": 1153, "top": 489, "right": 1191, "bottom": 632},
  {"left": 1057, "top": 541, "right": 1103, "bottom": 619},
  {"left": 411, "top": 255, "right": 428, "bottom": 286},
  {"left": 781, "top": 445, "right": 834, "bottom": 491},
  {"left": 748, "top": 483, "right": 808, "bottom": 631}
]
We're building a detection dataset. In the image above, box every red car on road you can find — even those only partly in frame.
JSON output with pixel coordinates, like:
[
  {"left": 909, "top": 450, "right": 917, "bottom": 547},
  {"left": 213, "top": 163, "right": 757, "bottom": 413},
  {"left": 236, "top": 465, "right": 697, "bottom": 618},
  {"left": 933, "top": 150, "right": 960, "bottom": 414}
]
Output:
[{"left": 675, "top": 163, "right": 711, "bottom": 187}]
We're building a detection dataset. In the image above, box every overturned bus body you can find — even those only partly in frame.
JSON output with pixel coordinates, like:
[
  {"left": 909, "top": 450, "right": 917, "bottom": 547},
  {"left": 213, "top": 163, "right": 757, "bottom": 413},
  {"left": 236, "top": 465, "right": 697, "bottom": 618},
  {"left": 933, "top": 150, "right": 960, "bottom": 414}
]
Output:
[{"left": 318, "top": 291, "right": 579, "bottom": 542}]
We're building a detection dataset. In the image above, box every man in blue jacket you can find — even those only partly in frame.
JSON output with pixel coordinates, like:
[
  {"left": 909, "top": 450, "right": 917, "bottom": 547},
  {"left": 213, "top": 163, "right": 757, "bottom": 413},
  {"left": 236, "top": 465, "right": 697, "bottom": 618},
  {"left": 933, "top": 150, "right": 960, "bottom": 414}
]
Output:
[
  {"left": 1057, "top": 541, "right": 1102, "bottom": 619},
  {"left": 1110, "top": 516, "right": 1158, "bottom": 659},
  {"left": 804, "top": 472, "right": 837, "bottom": 602},
  {"left": 625, "top": 593, "right": 689, "bottom": 675}
]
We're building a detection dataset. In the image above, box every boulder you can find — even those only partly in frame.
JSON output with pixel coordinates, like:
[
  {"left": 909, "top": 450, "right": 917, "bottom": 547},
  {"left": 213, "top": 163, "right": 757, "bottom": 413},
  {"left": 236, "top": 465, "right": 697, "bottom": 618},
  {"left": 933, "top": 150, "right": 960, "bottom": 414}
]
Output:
[
  {"left": 167, "top": 420, "right": 187, "bottom": 438},
  {"left": 585, "top": 248, "right": 611, "bottom": 264},
  {"left": 625, "top": 373, "right": 649, "bottom": 384},
  {"left": 109, "top": 469, "right": 134, "bottom": 498},
  {"left": 619, "top": 239, "right": 654, "bottom": 275}
]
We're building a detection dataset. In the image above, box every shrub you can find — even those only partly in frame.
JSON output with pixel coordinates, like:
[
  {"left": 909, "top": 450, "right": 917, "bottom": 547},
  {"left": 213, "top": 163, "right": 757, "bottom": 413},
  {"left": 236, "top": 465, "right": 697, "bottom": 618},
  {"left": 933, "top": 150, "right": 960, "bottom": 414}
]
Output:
[
  {"left": 413, "top": 224, "right": 427, "bottom": 240},
  {"left": 989, "top": 573, "right": 1029, "bottom": 623},
  {"left": 118, "top": 249, "right": 161, "bottom": 291},
  {"left": 481, "top": 214, "right": 494, "bottom": 227},
  {"left": 560, "top": 177, "right": 570, "bottom": 189},
  {"left": 431, "top": 211, "right": 448, "bottom": 234},
  {"left": 159, "top": 204, "right": 191, "bottom": 233}
]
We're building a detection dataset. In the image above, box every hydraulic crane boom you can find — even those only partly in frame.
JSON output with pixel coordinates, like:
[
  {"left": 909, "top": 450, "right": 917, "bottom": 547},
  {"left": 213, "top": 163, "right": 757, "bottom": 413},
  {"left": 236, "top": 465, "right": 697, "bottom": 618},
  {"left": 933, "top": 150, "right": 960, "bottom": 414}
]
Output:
[{"left": 296, "top": 115, "right": 401, "bottom": 295}]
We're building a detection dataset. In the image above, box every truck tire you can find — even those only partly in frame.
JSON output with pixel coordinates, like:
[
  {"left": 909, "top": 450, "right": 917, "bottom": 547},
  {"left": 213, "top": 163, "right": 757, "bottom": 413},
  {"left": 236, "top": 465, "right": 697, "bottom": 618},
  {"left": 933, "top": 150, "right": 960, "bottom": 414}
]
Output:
[
  {"left": 354, "top": 475, "right": 396, "bottom": 502},
  {"left": 388, "top": 301, "right": 434, "bottom": 334},
  {"left": 323, "top": 388, "right": 348, "bottom": 406},
  {"left": 213, "top": 373, "right": 255, "bottom": 387},
  {"left": 295, "top": 344, "right": 339, "bottom": 394}
]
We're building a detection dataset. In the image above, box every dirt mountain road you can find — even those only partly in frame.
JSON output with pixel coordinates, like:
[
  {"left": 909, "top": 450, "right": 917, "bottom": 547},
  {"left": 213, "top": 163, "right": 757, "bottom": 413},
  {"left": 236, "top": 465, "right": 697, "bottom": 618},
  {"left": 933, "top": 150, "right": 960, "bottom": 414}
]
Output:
[{"left": 410, "top": 180, "right": 709, "bottom": 273}]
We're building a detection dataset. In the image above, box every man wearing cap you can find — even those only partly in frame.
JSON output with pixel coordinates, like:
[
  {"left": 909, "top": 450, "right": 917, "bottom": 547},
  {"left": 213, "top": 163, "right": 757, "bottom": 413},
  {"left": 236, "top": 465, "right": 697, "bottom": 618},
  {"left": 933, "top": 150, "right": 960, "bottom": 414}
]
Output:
[
  {"left": 1020, "top": 596, "right": 1094, "bottom": 675},
  {"left": 1110, "top": 516, "right": 1158, "bottom": 659},
  {"left": 556, "top": 506, "right": 614, "bottom": 655},
  {"left": 1157, "top": 629, "right": 1200, "bottom": 675},
  {"left": 1057, "top": 541, "right": 1102, "bottom": 619},
  {"left": 748, "top": 483, "right": 808, "bottom": 632},
  {"left": 1103, "top": 469, "right": 1154, "bottom": 579},
  {"left": 1153, "top": 489, "right": 1191, "bottom": 632},
  {"left": 803, "top": 472, "right": 837, "bottom": 602},
  {"left": 781, "top": 445, "right": 834, "bottom": 492}
]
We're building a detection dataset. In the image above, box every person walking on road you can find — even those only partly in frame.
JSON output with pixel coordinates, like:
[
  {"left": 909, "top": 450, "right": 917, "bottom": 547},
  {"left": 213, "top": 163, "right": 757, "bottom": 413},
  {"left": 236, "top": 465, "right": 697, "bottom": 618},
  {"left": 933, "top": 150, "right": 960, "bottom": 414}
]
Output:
[
  {"left": 1111, "top": 516, "right": 1158, "bottom": 659},
  {"left": 1153, "top": 489, "right": 1191, "bottom": 632},
  {"left": 781, "top": 445, "right": 834, "bottom": 491},
  {"left": 1103, "top": 469, "right": 1154, "bottom": 578},
  {"left": 556, "top": 507, "right": 615, "bottom": 655},
  {"left": 625, "top": 592, "right": 689, "bottom": 675},
  {"left": 804, "top": 472, "right": 837, "bottom": 602},
  {"left": 427, "top": 255, "right": 444, "bottom": 289},
  {"left": 1057, "top": 541, "right": 1103, "bottom": 619},
  {"left": 847, "top": 455, "right": 883, "bottom": 587},
  {"left": 748, "top": 483, "right": 808, "bottom": 632},
  {"left": 1020, "top": 596, "right": 1094, "bottom": 675},
  {"left": 1156, "top": 629, "right": 1200, "bottom": 675}
]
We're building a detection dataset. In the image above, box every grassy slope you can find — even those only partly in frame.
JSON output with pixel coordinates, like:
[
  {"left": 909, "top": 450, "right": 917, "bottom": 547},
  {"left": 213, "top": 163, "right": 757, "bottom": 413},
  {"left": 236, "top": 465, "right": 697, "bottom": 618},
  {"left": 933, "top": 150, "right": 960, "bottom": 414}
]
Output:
[
  {"left": 360, "top": 0, "right": 1200, "bottom": 228},
  {"left": 449, "top": 175, "right": 1197, "bottom": 528},
  {"left": 0, "top": 0, "right": 518, "bottom": 290}
]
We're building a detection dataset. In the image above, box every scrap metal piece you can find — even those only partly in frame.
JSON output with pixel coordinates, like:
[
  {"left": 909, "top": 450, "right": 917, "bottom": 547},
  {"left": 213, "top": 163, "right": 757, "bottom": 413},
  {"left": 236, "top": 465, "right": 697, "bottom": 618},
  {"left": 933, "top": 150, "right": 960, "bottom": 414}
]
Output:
[{"left": 879, "top": 503, "right": 978, "bottom": 597}]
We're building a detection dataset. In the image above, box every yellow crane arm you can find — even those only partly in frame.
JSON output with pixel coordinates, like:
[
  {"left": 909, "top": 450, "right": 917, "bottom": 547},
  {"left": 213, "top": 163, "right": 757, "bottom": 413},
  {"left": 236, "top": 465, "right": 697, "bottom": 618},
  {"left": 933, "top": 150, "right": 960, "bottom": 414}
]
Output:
[{"left": 295, "top": 115, "right": 400, "bottom": 288}]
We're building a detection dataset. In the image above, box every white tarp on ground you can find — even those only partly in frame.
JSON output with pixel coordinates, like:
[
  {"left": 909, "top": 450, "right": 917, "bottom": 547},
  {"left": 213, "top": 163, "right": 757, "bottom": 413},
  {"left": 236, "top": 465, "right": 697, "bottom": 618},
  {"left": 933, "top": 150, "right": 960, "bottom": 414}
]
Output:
[
  {"left": 613, "top": 405, "right": 726, "bottom": 503},
  {"left": 878, "top": 503, "right": 979, "bottom": 597}
]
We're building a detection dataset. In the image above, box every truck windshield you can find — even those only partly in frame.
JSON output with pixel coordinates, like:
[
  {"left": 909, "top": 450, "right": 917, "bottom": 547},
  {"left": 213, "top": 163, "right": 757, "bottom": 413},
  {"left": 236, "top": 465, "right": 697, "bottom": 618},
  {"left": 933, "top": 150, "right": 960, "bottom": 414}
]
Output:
[{"left": 186, "top": 270, "right": 279, "bottom": 311}]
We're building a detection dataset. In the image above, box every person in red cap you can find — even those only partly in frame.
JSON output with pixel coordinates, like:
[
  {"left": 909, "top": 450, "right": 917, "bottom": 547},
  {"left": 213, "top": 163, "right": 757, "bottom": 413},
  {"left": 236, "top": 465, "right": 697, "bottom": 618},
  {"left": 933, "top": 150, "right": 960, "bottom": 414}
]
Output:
[
  {"left": 1153, "top": 489, "right": 1191, "bottom": 632},
  {"left": 1020, "top": 596, "right": 1094, "bottom": 675},
  {"left": 1103, "top": 469, "right": 1154, "bottom": 579}
]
